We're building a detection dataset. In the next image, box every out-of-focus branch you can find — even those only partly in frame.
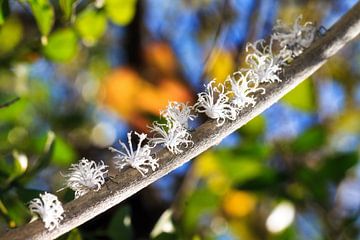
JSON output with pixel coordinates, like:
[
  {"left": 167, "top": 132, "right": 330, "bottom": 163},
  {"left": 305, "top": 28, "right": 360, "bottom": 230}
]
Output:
[
  {"left": 1, "top": 1, "right": 360, "bottom": 239},
  {"left": 0, "top": 97, "right": 20, "bottom": 109}
]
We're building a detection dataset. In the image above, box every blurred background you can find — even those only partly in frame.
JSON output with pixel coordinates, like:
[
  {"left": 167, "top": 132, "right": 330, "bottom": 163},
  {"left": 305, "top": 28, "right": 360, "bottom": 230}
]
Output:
[{"left": 0, "top": 0, "right": 360, "bottom": 239}]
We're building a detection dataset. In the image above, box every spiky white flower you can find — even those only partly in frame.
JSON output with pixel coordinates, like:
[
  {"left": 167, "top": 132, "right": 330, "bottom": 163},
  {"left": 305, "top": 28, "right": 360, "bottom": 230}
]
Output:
[
  {"left": 63, "top": 158, "right": 108, "bottom": 199},
  {"left": 28, "top": 192, "right": 64, "bottom": 231},
  {"left": 245, "top": 40, "right": 283, "bottom": 84},
  {"left": 148, "top": 121, "right": 193, "bottom": 154},
  {"left": 226, "top": 71, "right": 266, "bottom": 109},
  {"left": 160, "top": 101, "right": 196, "bottom": 129},
  {"left": 109, "top": 132, "right": 159, "bottom": 177},
  {"left": 272, "top": 15, "right": 316, "bottom": 57},
  {"left": 195, "top": 80, "right": 237, "bottom": 126}
]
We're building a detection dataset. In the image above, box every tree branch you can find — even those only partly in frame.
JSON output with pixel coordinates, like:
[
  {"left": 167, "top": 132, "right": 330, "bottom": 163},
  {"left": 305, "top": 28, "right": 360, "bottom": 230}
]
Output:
[{"left": 2, "top": 2, "right": 360, "bottom": 239}]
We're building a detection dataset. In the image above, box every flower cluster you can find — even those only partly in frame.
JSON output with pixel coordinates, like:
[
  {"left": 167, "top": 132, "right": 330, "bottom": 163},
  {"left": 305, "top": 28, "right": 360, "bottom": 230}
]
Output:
[
  {"left": 63, "top": 158, "right": 108, "bottom": 199},
  {"left": 26, "top": 14, "right": 317, "bottom": 232},
  {"left": 29, "top": 192, "right": 64, "bottom": 231},
  {"left": 109, "top": 131, "right": 159, "bottom": 177}
]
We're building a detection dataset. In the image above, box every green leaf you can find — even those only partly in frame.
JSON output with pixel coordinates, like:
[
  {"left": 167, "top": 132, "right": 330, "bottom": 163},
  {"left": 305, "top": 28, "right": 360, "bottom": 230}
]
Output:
[
  {"left": 215, "top": 149, "right": 269, "bottom": 184},
  {"left": 59, "top": 0, "right": 78, "bottom": 21},
  {"left": 291, "top": 127, "right": 326, "bottom": 154},
  {"left": 66, "top": 228, "right": 82, "bottom": 240},
  {"left": 183, "top": 187, "right": 219, "bottom": 232},
  {"left": 43, "top": 28, "right": 78, "bottom": 62},
  {"left": 282, "top": 78, "right": 316, "bottom": 112},
  {"left": 239, "top": 115, "right": 266, "bottom": 137},
  {"left": 28, "top": 0, "right": 54, "bottom": 41},
  {"left": 107, "top": 206, "right": 133, "bottom": 240},
  {"left": 105, "top": 0, "right": 137, "bottom": 26},
  {"left": 18, "top": 131, "right": 55, "bottom": 184},
  {"left": 75, "top": 8, "right": 107, "bottom": 46},
  {"left": 320, "top": 152, "right": 358, "bottom": 183},
  {"left": 16, "top": 188, "right": 42, "bottom": 203},
  {"left": 0, "top": 17, "right": 23, "bottom": 55},
  {"left": 0, "top": 0, "right": 10, "bottom": 25},
  {"left": 1, "top": 192, "right": 31, "bottom": 226},
  {"left": 52, "top": 135, "right": 77, "bottom": 167}
]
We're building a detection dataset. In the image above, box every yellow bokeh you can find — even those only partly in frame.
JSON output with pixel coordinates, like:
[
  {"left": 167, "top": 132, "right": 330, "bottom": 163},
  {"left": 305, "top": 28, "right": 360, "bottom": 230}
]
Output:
[
  {"left": 222, "top": 190, "right": 257, "bottom": 218},
  {"left": 205, "top": 48, "right": 235, "bottom": 83}
]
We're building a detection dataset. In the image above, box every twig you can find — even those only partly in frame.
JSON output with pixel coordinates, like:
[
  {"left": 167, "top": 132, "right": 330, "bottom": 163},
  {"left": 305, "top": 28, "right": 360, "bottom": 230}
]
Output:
[
  {"left": 1, "top": 1, "right": 360, "bottom": 239},
  {"left": 0, "top": 97, "right": 20, "bottom": 109}
]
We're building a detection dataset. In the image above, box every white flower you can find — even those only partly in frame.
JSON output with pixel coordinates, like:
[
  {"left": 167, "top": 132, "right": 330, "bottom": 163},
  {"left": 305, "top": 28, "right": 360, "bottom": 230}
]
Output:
[
  {"left": 272, "top": 15, "right": 316, "bottom": 57},
  {"left": 160, "top": 101, "right": 196, "bottom": 129},
  {"left": 245, "top": 40, "right": 283, "bottom": 83},
  {"left": 109, "top": 131, "right": 159, "bottom": 177},
  {"left": 63, "top": 158, "right": 108, "bottom": 199},
  {"left": 194, "top": 80, "right": 237, "bottom": 126},
  {"left": 28, "top": 192, "right": 64, "bottom": 231},
  {"left": 148, "top": 121, "right": 193, "bottom": 154},
  {"left": 226, "top": 71, "right": 265, "bottom": 109}
]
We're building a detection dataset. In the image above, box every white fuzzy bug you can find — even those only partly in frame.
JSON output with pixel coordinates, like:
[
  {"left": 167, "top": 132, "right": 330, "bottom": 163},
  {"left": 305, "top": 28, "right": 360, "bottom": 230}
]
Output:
[
  {"left": 195, "top": 80, "right": 237, "bottom": 126},
  {"left": 63, "top": 158, "right": 108, "bottom": 199},
  {"left": 245, "top": 40, "right": 283, "bottom": 84},
  {"left": 160, "top": 101, "right": 196, "bottom": 129},
  {"left": 226, "top": 71, "right": 266, "bottom": 109},
  {"left": 28, "top": 192, "right": 64, "bottom": 231},
  {"left": 272, "top": 15, "right": 316, "bottom": 57},
  {"left": 109, "top": 131, "right": 159, "bottom": 177},
  {"left": 148, "top": 121, "right": 193, "bottom": 154}
]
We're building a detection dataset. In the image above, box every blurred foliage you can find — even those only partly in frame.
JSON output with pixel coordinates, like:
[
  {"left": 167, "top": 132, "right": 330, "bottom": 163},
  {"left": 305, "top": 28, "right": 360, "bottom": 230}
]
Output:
[{"left": 0, "top": 0, "right": 360, "bottom": 240}]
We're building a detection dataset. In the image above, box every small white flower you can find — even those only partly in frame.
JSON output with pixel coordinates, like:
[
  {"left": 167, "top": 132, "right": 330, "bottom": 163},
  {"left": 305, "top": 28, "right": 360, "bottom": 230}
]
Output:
[
  {"left": 63, "top": 158, "right": 108, "bottom": 199},
  {"left": 194, "top": 80, "right": 237, "bottom": 126},
  {"left": 160, "top": 101, "right": 196, "bottom": 129},
  {"left": 109, "top": 131, "right": 159, "bottom": 177},
  {"left": 148, "top": 121, "right": 193, "bottom": 154},
  {"left": 245, "top": 40, "right": 283, "bottom": 84},
  {"left": 272, "top": 15, "right": 316, "bottom": 57},
  {"left": 28, "top": 192, "right": 64, "bottom": 231},
  {"left": 226, "top": 71, "right": 266, "bottom": 109}
]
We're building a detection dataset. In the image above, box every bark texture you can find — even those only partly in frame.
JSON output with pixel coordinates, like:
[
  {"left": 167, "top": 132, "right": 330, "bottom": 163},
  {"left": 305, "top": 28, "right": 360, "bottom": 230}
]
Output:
[{"left": 1, "top": 1, "right": 360, "bottom": 239}]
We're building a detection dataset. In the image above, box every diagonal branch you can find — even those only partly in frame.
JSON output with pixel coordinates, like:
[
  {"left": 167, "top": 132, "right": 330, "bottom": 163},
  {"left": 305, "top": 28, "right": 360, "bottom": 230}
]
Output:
[
  {"left": 2, "top": 2, "right": 360, "bottom": 239},
  {"left": 0, "top": 97, "right": 20, "bottom": 109}
]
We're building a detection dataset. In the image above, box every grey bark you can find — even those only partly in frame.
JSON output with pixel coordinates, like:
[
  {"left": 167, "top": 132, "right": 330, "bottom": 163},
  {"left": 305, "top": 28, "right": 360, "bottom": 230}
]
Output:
[{"left": 1, "top": 1, "right": 360, "bottom": 239}]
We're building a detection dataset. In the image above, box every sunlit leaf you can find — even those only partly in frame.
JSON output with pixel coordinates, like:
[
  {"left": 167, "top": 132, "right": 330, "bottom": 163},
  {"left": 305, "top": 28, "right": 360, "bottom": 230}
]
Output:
[
  {"left": 0, "top": 0, "right": 9, "bottom": 25},
  {"left": 52, "top": 135, "right": 77, "bottom": 167},
  {"left": 239, "top": 115, "right": 266, "bottom": 137},
  {"left": 282, "top": 78, "right": 316, "bottom": 112},
  {"left": 215, "top": 150, "right": 267, "bottom": 184},
  {"left": 11, "top": 151, "right": 28, "bottom": 178},
  {"left": 0, "top": 17, "right": 23, "bottom": 55},
  {"left": 105, "top": 0, "right": 137, "bottom": 26},
  {"left": 43, "top": 28, "right": 78, "bottom": 62},
  {"left": 66, "top": 228, "right": 82, "bottom": 240},
  {"left": 75, "top": 8, "right": 107, "bottom": 46},
  {"left": 28, "top": 0, "right": 54, "bottom": 41},
  {"left": 59, "top": 0, "right": 78, "bottom": 21}
]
